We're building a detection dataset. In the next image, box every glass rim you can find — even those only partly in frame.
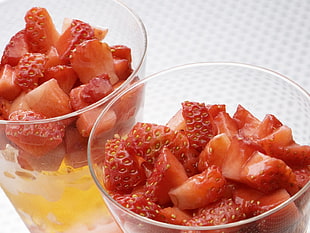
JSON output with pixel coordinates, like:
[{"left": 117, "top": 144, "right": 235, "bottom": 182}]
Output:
[
  {"left": 88, "top": 62, "right": 310, "bottom": 231},
  {"left": 0, "top": 0, "right": 148, "bottom": 125}
]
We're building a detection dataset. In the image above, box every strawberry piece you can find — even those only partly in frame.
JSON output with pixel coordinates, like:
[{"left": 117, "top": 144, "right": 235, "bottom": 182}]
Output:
[
  {"left": 0, "top": 64, "right": 22, "bottom": 100},
  {"left": 111, "top": 45, "right": 132, "bottom": 62},
  {"left": 113, "top": 58, "right": 133, "bottom": 80},
  {"left": 8, "top": 92, "right": 31, "bottom": 115},
  {"left": 166, "top": 109, "right": 186, "bottom": 131},
  {"left": 70, "top": 39, "right": 119, "bottom": 84},
  {"left": 257, "top": 125, "right": 310, "bottom": 166},
  {"left": 252, "top": 114, "right": 283, "bottom": 139},
  {"left": 241, "top": 151, "right": 299, "bottom": 195},
  {"left": 182, "top": 101, "right": 215, "bottom": 151},
  {"left": 292, "top": 166, "right": 310, "bottom": 188},
  {"left": 157, "top": 207, "right": 192, "bottom": 225},
  {"left": 41, "top": 65, "right": 78, "bottom": 94},
  {"left": 69, "top": 84, "right": 89, "bottom": 111},
  {"left": 45, "top": 46, "right": 62, "bottom": 68},
  {"left": 145, "top": 147, "right": 188, "bottom": 205},
  {"left": 168, "top": 130, "right": 200, "bottom": 176},
  {"left": 24, "top": 7, "right": 59, "bottom": 54},
  {"left": 5, "top": 110, "right": 65, "bottom": 156},
  {"left": 125, "top": 122, "right": 176, "bottom": 166},
  {"left": 80, "top": 74, "right": 113, "bottom": 103},
  {"left": 104, "top": 138, "right": 146, "bottom": 193},
  {"left": 114, "top": 193, "right": 161, "bottom": 220},
  {"left": 198, "top": 133, "right": 231, "bottom": 172},
  {"left": 56, "top": 19, "right": 95, "bottom": 64},
  {"left": 15, "top": 52, "right": 47, "bottom": 91},
  {"left": 213, "top": 111, "right": 239, "bottom": 138},
  {"left": 24, "top": 78, "right": 72, "bottom": 118},
  {"left": 185, "top": 198, "right": 246, "bottom": 227},
  {"left": 1, "top": 30, "right": 29, "bottom": 66},
  {"left": 169, "top": 165, "right": 227, "bottom": 210},
  {"left": 233, "top": 104, "right": 261, "bottom": 139},
  {"left": 0, "top": 97, "right": 11, "bottom": 120},
  {"left": 76, "top": 107, "right": 117, "bottom": 137}
]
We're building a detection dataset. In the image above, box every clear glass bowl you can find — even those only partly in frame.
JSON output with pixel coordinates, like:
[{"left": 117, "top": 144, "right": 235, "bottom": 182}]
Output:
[
  {"left": 88, "top": 62, "right": 310, "bottom": 233},
  {"left": 0, "top": 0, "right": 147, "bottom": 232}
]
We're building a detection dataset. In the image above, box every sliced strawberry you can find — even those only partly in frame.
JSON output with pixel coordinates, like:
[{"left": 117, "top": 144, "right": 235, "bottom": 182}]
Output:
[
  {"left": 76, "top": 107, "right": 117, "bottom": 137},
  {"left": 185, "top": 198, "right": 246, "bottom": 227},
  {"left": 233, "top": 104, "right": 261, "bottom": 138},
  {"left": 41, "top": 65, "right": 78, "bottom": 94},
  {"left": 198, "top": 133, "right": 231, "bottom": 172},
  {"left": 213, "top": 111, "right": 239, "bottom": 138},
  {"left": 252, "top": 114, "right": 283, "bottom": 139},
  {"left": 24, "top": 78, "right": 72, "bottom": 118},
  {"left": 182, "top": 101, "right": 215, "bottom": 151},
  {"left": 241, "top": 151, "right": 299, "bottom": 195},
  {"left": 125, "top": 122, "right": 176, "bottom": 166},
  {"left": 1, "top": 29, "right": 29, "bottom": 66},
  {"left": 56, "top": 19, "right": 95, "bottom": 64},
  {"left": 166, "top": 109, "right": 186, "bottom": 131},
  {"left": 111, "top": 45, "right": 132, "bottom": 62},
  {"left": 24, "top": 7, "right": 59, "bottom": 54},
  {"left": 45, "top": 46, "right": 62, "bottom": 68},
  {"left": 292, "top": 165, "right": 310, "bottom": 188},
  {"left": 104, "top": 138, "right": 146, "bottom": 193},
  {"left": 70, "top": 39, "right": 119, "bottom": 84},
  {"left": 69, "top": 84, "right": 89, "bottom": 111},
  {"left": 5, "top": 110, "right": 65, "bottom": 156},
  {"left": 257, "top": 125, "right": 310, "bottom": 166},
  {"left": 15, "top": 52, "right": 47, "bottom": 91},
  {"left": 0, "top": 97, "right": 11, "bottom": 120},
  {"left": 145, "top": 147, "right": 188, "bottom": 205},
  {"left": 0, "top": 64, "right": 22, "bottom": 100},
  {"left": 169, "top": 165, "right": 227, "bottom": 210},
  {"left": 80, "top": 74, "right": 113, "bottom": 104},
  {"left": 113, "top": 58, "right": 133, "bottom": 80},
  {"left": 168, "top": 130, "right": 200, "bottom": 176},
  {"left": 63, "top": 125, "right": 88, "bottom": 168},
  {"left": 157, "top": 207, "right": 192, "bottom": 225},
  {"left": 8, "top": 92, "right": 31, "bottom": 115},
  {"left": 114, "top": 192, "right": 161, "bottom": 220}
]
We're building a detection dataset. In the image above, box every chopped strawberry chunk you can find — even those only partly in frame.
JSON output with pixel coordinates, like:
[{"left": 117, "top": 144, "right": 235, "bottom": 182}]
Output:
[
  {"left": 157, "top": 207, "right": 192, "bottom": 225},
  {"left": 15, "top": 52, "right": 47, "bottom": 91},
  {"left": 104, "top": 138, "right": 146, "bottom": 193},
  {"left": 5, "top": 110, "right": 65, "bottom": 156},
  {"left": 169, "top": 165, "right": 227, "bottom": 210},
  {"left": 0, "top": 64, "right": 22, "bottom": 100},
  {"left": 1, "top": 29, "right": 29, "bottom": 66},
  {"left": 0, "top": 97, "right": 11, "bottom": 120},
  {"left": 24, "top": 7, "right": 59, "bottom": 54}
]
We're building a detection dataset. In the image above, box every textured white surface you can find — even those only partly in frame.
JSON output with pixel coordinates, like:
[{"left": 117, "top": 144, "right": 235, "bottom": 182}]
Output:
[{"left": 0, "top": 0, "right": 309, "bottom": 232}]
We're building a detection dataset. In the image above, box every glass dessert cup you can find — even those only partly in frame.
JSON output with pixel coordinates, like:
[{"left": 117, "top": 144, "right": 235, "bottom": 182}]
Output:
[
  {"left": 88, "top": 62, "right": 310, "bottom": 233},
  {"left": 0, "top": 0, "right": 147, "bottom": 232}
]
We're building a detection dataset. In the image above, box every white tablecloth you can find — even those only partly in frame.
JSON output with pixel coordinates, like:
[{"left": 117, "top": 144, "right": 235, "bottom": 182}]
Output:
[{"left": 0, "top": 0, "right": 309, "bottom": 232}]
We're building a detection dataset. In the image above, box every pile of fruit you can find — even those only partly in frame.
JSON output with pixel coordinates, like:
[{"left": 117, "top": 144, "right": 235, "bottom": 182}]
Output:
[
  {"left": 0, "top": 7, "right": 135, "bottom": 171},
  {"left": 102, "top": 101, "right": 310, "bottom": 231}
]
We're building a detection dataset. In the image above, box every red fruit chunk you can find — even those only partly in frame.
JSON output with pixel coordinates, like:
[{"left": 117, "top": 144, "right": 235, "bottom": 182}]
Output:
[
  {"left": 185, "top": 198, "right": 246, "bottom": 227},
  {"left": 213, "top": 111, "right": 239, "bottom": 138},
  {"left": 157, "top": 207, "right": 192, "bottom": 225},
  {"left": 293, "top": 166, "right": 310, "bottom": 188},
  {"left": 15, "top": 52, "right": 47, "bottom": 91},
  {"left": 56, "top": 19, "right": 95, "bottom": 63},
  {"left": 111, "top": 45, "right": 132, "bottom": 62},
  {"left": 1, "top": 30, "right": 29, "bottom": 66},
  {"left": 5, "top": 110, "right": 65, "bottom": 156},
  {"left": 169, "top": 165, "right": 227, "bottom": 210},
  {"left": 63, "top": 125, "right": 89, "bottom": 168},
  {"left": 169, "top": 130, "right": 200, "bottom": 176},
  {"left": 104, "top": 138, "right": 146, "bottom": 193},
  {"left": 70, "top": 39, "right": 119, "bottom": 84},
  {"left": 24, "top": 7, "right": 59, "bottom": 54},
  {"left": 253, "top": 114, "right": 283, "bottom": 139},
  {"left": 69, "top": 85, "right": 89, "bottom": 111},
  {"left": 8, "top": 92, "right": 31, "bottom": 115},
  {"left": 241, "top": 151, "right": 299, "bottom": 194},
  {"left": 198, "top": 133, "right": 231, "bottom": 172},
  {"left": 76, "top": 107, "right": 117, "bottom": 137},
  {"left": 80, "top": 74, "right": 113, "bottom": 103},
  {"left": 145, "top": 147, "right": 188, "bottom": 205},
  {"left": 166, "top": 109, "right": 186, "bottom": 131},
  {"left": 114, "top": 193, "right": 161, "bottom": 220},
  {"left": 125, "top": 122, "right": 176, "bottom": 166},
  {"left": 113, "top": 58, "right": 133, "bottom": 80},
  {"left": 0, "top": 97, "right": 11, "bottom": 120},
  {"left": 45, "top": 46, "right": 62, "bottom": 68},
  {"left": 182, "top": 101, "right": 215, "bottom": 151},
  {"left": 0, "top": 64, "right": 22, "bottom": 100},
  {"left": 41, "top": 65, "right": 78, "bottom": 94},
  {"left": 24, "top": 78, "right": 72, "bottom": 118}
]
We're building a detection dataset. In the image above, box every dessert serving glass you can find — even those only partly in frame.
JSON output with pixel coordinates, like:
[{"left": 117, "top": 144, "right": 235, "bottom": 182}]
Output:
[
  {"left": 88, "top": 63, "right": 310, "bottom": 233},
  {"left": 0, "top": 0, "right": 147, "bottom": 232}
]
